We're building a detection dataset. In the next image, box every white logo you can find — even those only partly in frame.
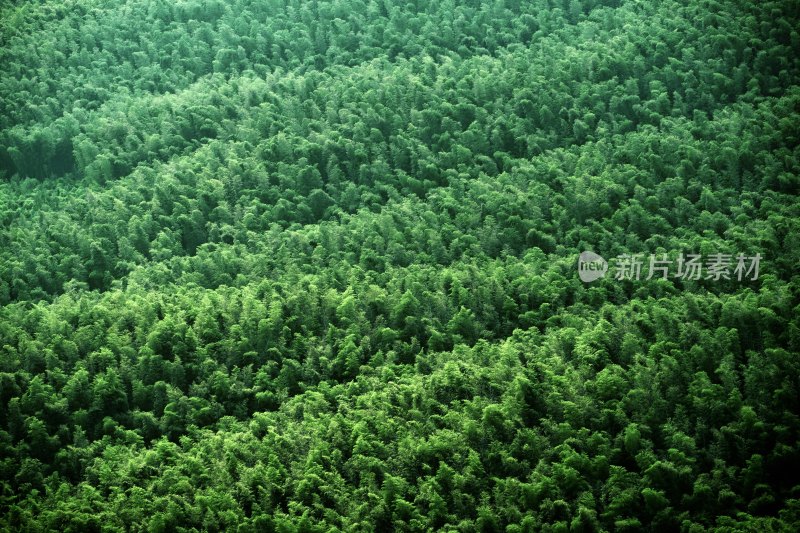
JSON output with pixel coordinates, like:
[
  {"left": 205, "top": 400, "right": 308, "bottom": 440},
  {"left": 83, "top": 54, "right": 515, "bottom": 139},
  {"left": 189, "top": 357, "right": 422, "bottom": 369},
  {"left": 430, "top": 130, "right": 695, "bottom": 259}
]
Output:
[
  {"left": 576, "top": 251, "right": 761, "bottom": 283},
  {"left": 578, "top": 251, "right": 608, "bottom": 282}
]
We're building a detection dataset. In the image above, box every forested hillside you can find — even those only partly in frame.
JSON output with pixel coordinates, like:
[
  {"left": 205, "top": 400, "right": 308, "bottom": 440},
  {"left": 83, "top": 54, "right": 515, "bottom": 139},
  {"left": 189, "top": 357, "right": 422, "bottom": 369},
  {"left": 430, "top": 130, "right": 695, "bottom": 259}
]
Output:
[{"left": 1, "top": 0, "right": 799, "bottom": 530}]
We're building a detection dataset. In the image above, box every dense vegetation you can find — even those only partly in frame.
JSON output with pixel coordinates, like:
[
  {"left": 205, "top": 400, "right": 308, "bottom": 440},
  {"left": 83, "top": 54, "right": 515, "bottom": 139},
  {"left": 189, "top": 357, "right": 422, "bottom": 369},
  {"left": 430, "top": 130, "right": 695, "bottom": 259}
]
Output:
[{"left": 1, "top": 0, "right": 799, "bottom": 530}]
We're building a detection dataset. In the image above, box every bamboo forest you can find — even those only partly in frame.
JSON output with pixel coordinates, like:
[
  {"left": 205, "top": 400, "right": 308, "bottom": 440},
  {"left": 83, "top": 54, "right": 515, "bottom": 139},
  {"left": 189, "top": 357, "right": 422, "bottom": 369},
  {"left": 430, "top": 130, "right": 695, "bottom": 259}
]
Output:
[{"left": 0, "top": 0, "right": 799, "bottom": 530}]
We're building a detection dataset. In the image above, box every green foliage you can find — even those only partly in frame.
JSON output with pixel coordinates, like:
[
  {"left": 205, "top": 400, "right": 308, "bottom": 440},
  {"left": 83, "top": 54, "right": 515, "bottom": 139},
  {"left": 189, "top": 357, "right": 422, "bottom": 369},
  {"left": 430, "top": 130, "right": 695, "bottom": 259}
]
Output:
[{"left": 0, "top": 0, "right": 799, "bottom": 530}]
